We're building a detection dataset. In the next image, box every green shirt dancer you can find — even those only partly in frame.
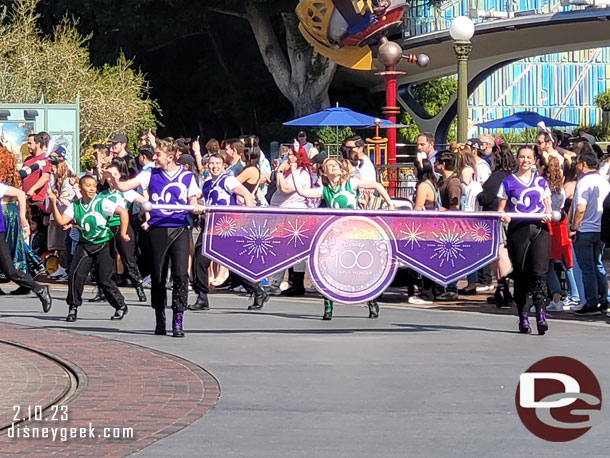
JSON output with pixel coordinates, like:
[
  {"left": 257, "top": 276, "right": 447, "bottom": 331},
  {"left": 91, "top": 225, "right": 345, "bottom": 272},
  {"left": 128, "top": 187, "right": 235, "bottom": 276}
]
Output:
[{"left": 49, "top": 175, "right": 131, "bottom": 322}]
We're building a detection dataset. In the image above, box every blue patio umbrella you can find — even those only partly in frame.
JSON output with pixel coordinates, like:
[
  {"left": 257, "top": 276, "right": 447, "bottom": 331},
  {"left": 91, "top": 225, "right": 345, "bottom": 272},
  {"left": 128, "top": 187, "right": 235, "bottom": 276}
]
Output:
[
  {"left": 476, "top": 111, "right": 577, "bottom": 129},
  {"left": 284, "top": 105, "right": 405, "bottom": 154},
  {"left": 284, "top": 106, "right": 401, "bottom": 128}
]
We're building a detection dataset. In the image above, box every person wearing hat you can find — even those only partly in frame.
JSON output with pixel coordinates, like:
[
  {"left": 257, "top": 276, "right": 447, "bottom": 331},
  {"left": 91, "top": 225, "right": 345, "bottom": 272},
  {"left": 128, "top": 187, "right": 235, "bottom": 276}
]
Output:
[
  {"left": 177, "top": 154, "right": 200, "bottom": 183},
  {"left": 111, "top": 134, "right": 138, "bottom": 178},
  {"left": 467, "top": 138, "right": 492, "bottom": 185},
  {"left": 297, "top": 131, "right": 313, "bottom": 157},
  {"left": 176, "top": 153, "right": 195, "bottom": 167}
]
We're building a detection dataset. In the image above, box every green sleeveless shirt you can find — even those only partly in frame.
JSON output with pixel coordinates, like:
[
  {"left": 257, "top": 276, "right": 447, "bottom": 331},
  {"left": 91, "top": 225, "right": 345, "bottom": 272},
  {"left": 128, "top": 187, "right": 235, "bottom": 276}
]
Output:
[
  {"left": 72, "top": 195, "right": 114, "bottom": 244},
  {"left": 322, "top": 181, "right": 358, "bottom": 209}
]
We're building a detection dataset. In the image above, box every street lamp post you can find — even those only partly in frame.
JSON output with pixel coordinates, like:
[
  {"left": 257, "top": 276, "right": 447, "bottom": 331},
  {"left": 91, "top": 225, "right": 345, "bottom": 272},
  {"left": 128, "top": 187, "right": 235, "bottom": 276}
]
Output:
[{"left": 450, "top": 16, "right": 475, "bottom": 143}]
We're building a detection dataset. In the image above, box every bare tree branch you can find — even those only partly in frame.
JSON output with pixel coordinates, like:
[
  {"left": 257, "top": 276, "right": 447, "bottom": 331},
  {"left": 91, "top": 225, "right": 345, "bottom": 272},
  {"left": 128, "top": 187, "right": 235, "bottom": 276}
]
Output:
[
  {"left": 207, "top": 6, "right": 247, "bottom": 20},
  {"left": 282, "top": 12, "right": 311, "bottom": 93},
  {"left": 245, "top": 2, "right": 294, "bottom": 101}
]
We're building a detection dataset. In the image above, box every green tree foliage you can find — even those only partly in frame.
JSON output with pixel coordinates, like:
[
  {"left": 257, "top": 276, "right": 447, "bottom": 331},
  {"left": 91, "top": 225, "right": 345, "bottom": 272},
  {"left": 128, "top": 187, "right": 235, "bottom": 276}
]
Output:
[
  {"left": 32, "top": 0, "right": 331, "bottom": 137},
  {"left": 311, "top": 126, "right": 354, "bottom": 154},
  {"left": 594, "top": 88, "right": 610, "bottom": 111},
  {"left": 398, "top": 77, "right": 457, "bottom": 143},
  {"left": 0, "top": 0, "right": 158, "bottom": 153}
]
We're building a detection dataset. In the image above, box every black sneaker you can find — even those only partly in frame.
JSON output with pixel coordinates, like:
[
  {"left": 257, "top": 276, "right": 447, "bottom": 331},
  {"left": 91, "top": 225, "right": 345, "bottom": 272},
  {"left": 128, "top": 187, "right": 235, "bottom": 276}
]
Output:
[
  {"left": 598, "top": 302, "right": 609, "bottom": 312},
  {"left": 458, "top": 287, "right": 477, "bottom": 295},
  {"left": 66, "top": 305, "right": 78, "bottom": 322},
  {"left": 436, "top": 291, "right": 458, "bottom": 301},
  {"left": 36, "top": 286, "right": 53, "bottom": 313},
  {"left": 574, "top": 305, "right": 600, "bottom": 316},
  {"left": 248, "top": 290, "right": 270, "bottom": 310},
  {"left": 111, "top": 304, "right": 128, "bottom": 320},
  {"left": 188, "top": 295, "right": 210, "bottom": 311}
]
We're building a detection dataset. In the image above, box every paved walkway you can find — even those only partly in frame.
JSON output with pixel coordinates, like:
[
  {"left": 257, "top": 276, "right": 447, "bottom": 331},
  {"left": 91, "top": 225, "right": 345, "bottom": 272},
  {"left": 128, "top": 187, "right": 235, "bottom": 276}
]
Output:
[
  {"left": 0, "top": 341, "right": 72, "bottom": 431},
  {"left": 0, "top": 283, "right": 609, "bottom": 457},
  {"left": 0, "top": 320, "right": 219, "bottom": 456}
]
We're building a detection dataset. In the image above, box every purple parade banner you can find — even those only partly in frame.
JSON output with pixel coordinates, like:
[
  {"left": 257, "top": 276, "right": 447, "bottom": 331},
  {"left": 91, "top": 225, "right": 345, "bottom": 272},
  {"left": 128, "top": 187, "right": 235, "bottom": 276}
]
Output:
[{"left": 201, "top": 207, "right": 500, "bottom": 304}]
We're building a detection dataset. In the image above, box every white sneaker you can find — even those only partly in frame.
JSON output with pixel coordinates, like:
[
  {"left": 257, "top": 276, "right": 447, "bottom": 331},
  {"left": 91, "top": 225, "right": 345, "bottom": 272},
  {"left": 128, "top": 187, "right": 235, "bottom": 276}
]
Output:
[
  {"left": 408, "top": 296, "right": 433, "bottom": 305},
  {"left": 564, "top": 298, "right": 580, "bottom": 308},
  {"left": 530, "top": 305, "right": 536, "bottom": 313},
  {"left": 49, "top": 266, "right": 67, "bottom": 278},
  {"left": 142, "top": 276, "right": 151, "bottom": 289},
  {"left": 232, "top": 285, "right": 247, "bottom": 293},
  {"left": 546, "top": 301, "right": 564, "bottom": 312},
  {"left": 570, "top": 303, "right": 585, "bottom": 312}
]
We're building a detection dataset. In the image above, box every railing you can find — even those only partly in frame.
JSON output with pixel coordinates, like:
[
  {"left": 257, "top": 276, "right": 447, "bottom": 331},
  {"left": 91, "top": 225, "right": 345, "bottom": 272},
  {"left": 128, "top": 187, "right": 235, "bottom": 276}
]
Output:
[{"left": 376, "top": 163, "right": 418, "bottom": 199}]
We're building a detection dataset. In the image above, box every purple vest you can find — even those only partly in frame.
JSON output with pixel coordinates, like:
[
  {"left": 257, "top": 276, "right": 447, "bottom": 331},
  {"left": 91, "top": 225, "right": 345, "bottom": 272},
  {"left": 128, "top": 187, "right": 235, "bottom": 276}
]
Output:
[
  {"left": 148, "top": 167, "right": 195, "bottom": 227},
  {"left": 201, "top": 174, "right": 237, "bottom": 206},
  {"left": 502, "top": 173, "right": 549, "bottom": 214}
]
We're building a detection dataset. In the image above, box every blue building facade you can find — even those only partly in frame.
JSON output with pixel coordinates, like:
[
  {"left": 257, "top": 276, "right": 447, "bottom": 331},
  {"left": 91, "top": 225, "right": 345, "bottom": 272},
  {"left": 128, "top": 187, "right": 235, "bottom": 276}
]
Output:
[{"left": 404, "top": 0, "right": 610, "bottom": 134}]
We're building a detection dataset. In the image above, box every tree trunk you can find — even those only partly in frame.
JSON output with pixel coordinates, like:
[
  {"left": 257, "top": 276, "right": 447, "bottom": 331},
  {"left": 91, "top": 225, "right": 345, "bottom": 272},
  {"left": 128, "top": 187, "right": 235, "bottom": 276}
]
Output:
[{"left": 245, "top": 2, "right": 336, "bottom": 116}]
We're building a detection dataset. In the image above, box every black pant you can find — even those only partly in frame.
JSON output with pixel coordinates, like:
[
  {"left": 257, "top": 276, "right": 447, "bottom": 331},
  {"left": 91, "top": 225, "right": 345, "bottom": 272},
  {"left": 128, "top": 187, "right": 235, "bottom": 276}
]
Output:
[
  {"left": 149, "top": 226, "right": 190, "bottom": 312},
  {"left": 109, "top": 225, "right": 143, "bottom": 286},
  {"left": 67, "top": 241, "right": 125, "bottom": 309},
  {"left": 192, "top": 230, "right": 261, "bottom": 297},
  {"left": 134, "top": 214, "right": 153, "bottom": 278},
  {"left": 0, "top": 235, "right": 42, "bottom": 293},
  {"left": 192, "top": 231, "right": 210, "bottom": 295},
  {"left": 507, "top": 222, "right": 550, "bottom": 314},
  {"left": 477, "top": 264, "right": 492, "bottom": 286}
]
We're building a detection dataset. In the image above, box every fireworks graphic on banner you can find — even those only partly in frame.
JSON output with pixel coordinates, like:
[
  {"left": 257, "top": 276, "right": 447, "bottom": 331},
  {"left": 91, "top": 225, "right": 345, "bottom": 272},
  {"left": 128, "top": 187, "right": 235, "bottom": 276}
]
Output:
[
  {"left": 429, "top": 224, "right": 467, "bottom": 267},
  {"left": 215, "top": 216, "right": 238, "bottom": 238},
  {"left": 236, "top": 219, "right": 281, "bottom": 264},
  {"left": 283, "top": 219, "right": 310, "bottom": 248},
  {"left": 399, "top": 222, "right": 426, "bottom": 250},
  {"left": 470, "top": 221, "right": 492, "bottom": 242}
]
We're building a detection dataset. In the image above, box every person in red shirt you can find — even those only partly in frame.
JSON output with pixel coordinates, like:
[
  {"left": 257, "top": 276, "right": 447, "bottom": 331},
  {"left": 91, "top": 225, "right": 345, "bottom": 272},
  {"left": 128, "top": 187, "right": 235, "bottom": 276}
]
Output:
[{"left": 21, "top": 132, "right": 51, "bottom": 210}]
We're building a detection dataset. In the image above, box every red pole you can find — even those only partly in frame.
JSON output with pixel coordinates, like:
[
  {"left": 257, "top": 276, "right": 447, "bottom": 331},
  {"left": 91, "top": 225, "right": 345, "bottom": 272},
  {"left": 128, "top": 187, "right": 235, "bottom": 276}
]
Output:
[
  {"left": 382, "top": 71, "right": 401, "bottom": 164},
  {"left": 380, "top": 69, "right": 404, "bottom": 197}
]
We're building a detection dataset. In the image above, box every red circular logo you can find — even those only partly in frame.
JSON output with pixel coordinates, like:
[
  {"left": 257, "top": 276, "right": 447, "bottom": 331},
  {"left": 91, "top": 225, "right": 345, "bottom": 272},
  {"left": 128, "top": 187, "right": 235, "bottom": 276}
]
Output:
[{"left": 515, "top": 356, "right": 602, "bottom": 441}]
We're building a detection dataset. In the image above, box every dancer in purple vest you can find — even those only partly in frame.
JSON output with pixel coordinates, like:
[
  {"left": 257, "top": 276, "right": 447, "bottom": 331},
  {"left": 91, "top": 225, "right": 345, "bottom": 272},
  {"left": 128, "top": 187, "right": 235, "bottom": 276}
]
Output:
[
  {"left": 498, "top": 146, "right": 551, "bottom": 335},
  {"left": 190, "top": 152, "right": 270, "bottom": 311},
  {"left": 111, "top": 139, "right": 203, "bottom": 337}
]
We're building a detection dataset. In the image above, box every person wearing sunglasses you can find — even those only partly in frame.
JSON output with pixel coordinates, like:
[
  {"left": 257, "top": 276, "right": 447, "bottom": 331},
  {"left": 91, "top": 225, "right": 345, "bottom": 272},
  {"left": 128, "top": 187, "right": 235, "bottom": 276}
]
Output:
[
  {"left": 536, "top": 131, "right": 564, "bottom": 168},
  {"left": 297, "top": 131, "right": 313, "bottom": 156}
]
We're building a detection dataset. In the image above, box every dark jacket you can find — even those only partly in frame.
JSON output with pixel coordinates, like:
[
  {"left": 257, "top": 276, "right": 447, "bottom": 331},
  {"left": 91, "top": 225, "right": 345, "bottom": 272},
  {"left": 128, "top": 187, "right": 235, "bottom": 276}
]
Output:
[{"left": 477, "top": 170, "right": 510, "bottom": 211}]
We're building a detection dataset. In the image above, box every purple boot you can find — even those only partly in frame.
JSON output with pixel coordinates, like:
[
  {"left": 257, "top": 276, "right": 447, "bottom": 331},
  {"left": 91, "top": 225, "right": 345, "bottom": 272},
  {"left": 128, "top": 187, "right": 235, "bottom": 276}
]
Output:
[
  {"left": 518, "top": 312, "right": 531, "bottom": 334},
  {"left": 536, "top": 310, "right": 548, "bottom": 336},
  {"left": 172, "top": 311, "right": 185, "bottom": 338}
]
